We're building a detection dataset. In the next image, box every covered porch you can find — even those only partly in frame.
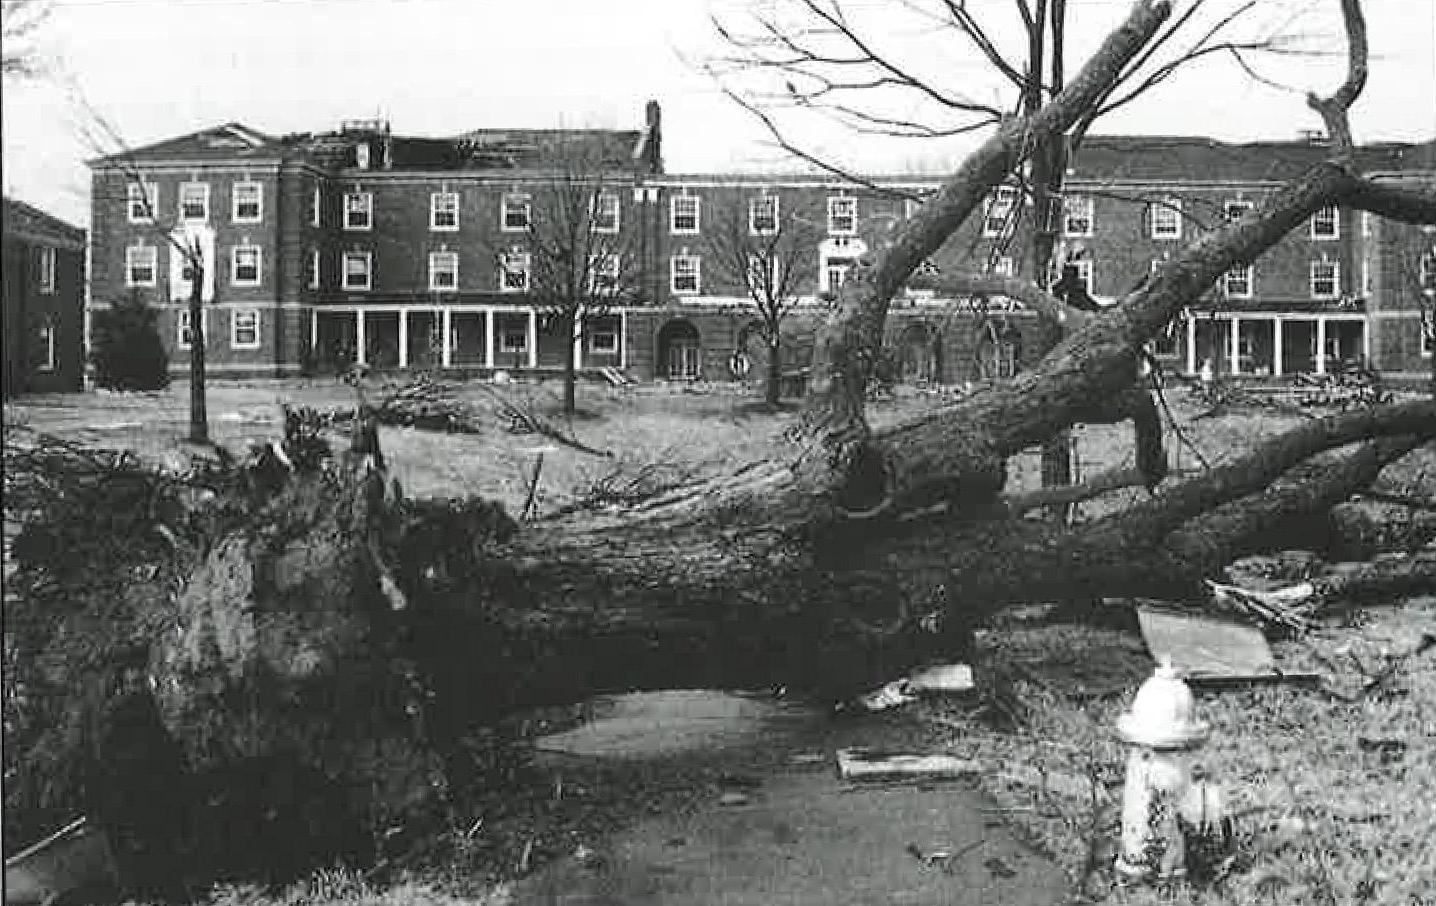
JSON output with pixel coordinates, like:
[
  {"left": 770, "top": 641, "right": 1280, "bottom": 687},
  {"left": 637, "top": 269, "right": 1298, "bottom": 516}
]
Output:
[{"left": 1184, "top": 312, "right": 1369, "bottom": 378}]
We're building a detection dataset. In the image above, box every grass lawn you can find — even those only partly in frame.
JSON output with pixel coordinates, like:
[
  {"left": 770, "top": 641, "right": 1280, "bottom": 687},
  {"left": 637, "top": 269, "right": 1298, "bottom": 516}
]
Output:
[{"left": 4, "top": 376, "right": 1432, "bottom": 904}]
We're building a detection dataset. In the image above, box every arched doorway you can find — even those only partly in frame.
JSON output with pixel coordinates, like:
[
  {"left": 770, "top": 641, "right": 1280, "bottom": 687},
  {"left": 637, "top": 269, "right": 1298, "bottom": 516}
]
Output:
[
  {"left": 896, "top": 322, "right": 942, "bottom": 384},
  {"left": 657, "top": 319, "right": 702, "bottom": 380}
]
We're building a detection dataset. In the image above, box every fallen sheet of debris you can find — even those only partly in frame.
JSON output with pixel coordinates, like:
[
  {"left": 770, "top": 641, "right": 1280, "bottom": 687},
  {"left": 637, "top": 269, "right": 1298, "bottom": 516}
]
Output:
[
  {"left": 835, "top": 747, "right": 981, "bottom": 782},
  {"left": 1136, "top": 606, "right": 1318, "bottom": 685}
]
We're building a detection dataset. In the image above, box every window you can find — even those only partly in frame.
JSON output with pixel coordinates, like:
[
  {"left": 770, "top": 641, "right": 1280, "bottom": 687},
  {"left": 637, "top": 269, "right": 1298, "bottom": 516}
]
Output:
[
  {"left": 588, "top": 253, "right": 620, "bottom": 294},
  {"left": 1420, "top": 248, "right": 1436, "bottom": 291},
  {"left": 828, "top": 196, "right": 857, "bottom": 235},
  {"left": 232, "top": 182, "right": 262, "bottom": 223},
  {"left": 1062, "top": 195, "right": 1094, "bottom": 237},
  {"left": 126, "top": 246, "right": 158, "bottom": 287},
  {"left": 993, "top": 255, "right": 1015, "bottom": 277},
  {"left": 355, "top": 143, "right": 371, "bottom": 170},
  {"left": 823, "top": 258, "right": 853, "bottom": 294},
  {"left": 230, "top": 309, "right": 260, "bottom": 349},
  {"left": 670, "top": 254, "right": 701, "bottom": 294},
  {"left": 307, "top": 249, "right": 321, "bottom": 289},
  {"left": 500, "top": 327, "right": 528, "bottom": 353},
  {"left": 1150, "top": 197, "right": 1182, "bottom": 239},
  {"left": 231, "top": 246, "right": 261, "bottom": 286},
  {"left": 501, "top": 193, "right": 531, "bottom": 232},
  {"left": 36, "top": 321, "right": 55, "bottom": 371},
  {"left": 1310, "top": 205, "right": 1339, "bottom": 240},
  {"left": 591, "top": 192, "right": 620, "bottom": 233},
  {"left": 176, "top": 309, "right": 206, "bottom": 349},
  {"left": 671, "top": 195, "right": 700, "bottom": 234},
  {"left": 127, "top": 182, "right": 158, "bottom": 223},
  {"left": 1223, "top": 265, "right": 1253, "bottom": 299},
  {"left": 430, "top": 192, "right": 459, "bottom": 231},
  {"left": 589, "top": 327, "right": 619, "bottom": 354},
  {"left": 983, "top": 186, "right": 1017, "bottom": 237},
  {"left": 344, "top": 192, "right": 373, "bottom": 231},
  {"left": 429, "top": 251, "right": 459, "bottom": 291},
  {"left": 342, "top": 251, "right": 372, "bottom": 291},
  {"left": 1223, "top": 199, "right": 1254, "bottom": 223},
  {"left": 311, "top": 185, "right": 322, "bottom": 226},
  {"left": 749, "top": 195, "right": 778, "bottom": 236},
  {"left": 1310, "top": 260, "right": 1339, "bottom": 298},
  {"left": 499, "top": 251, "right": 530, "bottom": 293},
  {"left": 37, "top": 247, "right": 56, "bottom": 293},
  {"left": 179, "top": 183, "right": 209, "bottom": 221}
]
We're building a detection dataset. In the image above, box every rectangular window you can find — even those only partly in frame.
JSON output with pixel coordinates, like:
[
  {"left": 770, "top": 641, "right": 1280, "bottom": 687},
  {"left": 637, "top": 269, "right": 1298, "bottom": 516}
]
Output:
[
  {"left": 1224, "top": 199, "right": 1254, "bottom": 223},
  {"left": 1310, "top": 260, "right": 1339, "bottom": 298},
  {"left": 1310, "top": 205, "right": 1339, "bottom": 239},
  {"left": 127, "top": 182, "right": 158, "bottom": 223},
  {"left": 230, "top": 308, "right": 260, "bottom": 349},
  {"left": 1420, "top": 249, "right": 1436, "bottom": 291},
  {"left": 179, "top": 182, "right": 209, "bottom": 221},
  {"left": 342, "top": 251, "right": 372, "bottom": 291},
  {"left": 827, "top": 196, "right": 857, "bottom": 235},
  {"left": 501, "top": 193, "right": 531, "bottom": 232},
  {"left": 344, "top": 192, "right": 373, "bottom": 231},
  {"left": 749, "top": 196, "right": 778, "bottom": 236},
  {"left": 588, "top": 253, "right": 620, "bottom": 294},
  {"left": 430, "top": 192, "right": 459, "bottom": 231},
  {"left": 1062, "top": 195, "right": 1094, "bottom": 237},
  {"left": 993, "top": 255, "right": 1015, "bottom": 277},
  {"left": 231, "top": 246, "right": 261, "bottom": 286},
  {"left": 36, "top": 321, "right": 55, "bottom": 371},
  {"left": 671, "top": 255, "right": 701, "bottom": 294},
  {"left": 500, "top": 327, "right": 528, "bottom": 353},
  {"left": 592, "top": 192, "right": 620, "bottom": 233},
  {"left": 1223, "top": 265, "right": 1253, "bottom": 299},
  {"left": 126, "top": 246, "right": 158, "bottom": 287},
  {"left": 1150, "top": 197, "right": 1182, "bottom": 239},
  {"left": 823, "top": 259, "right": 853, "bottom": 294},
  {"left": 176, "top": 309, "right": 206, "bottom": 349},
  {"left": 37, "top": 246, "right": 56, "bottom": 293},
  {"left": 589, "top": 327, "right": 619, "bottom": 354},
  {"left": 429, "top": 251, "right": 459, "bottom": 291},
  {"left": 499, "top": 251, "right": 530, "bottom": 293},
  {"left": 307, "top": 249, "right": 321, "bottom": 289},
  {"left": 231, "top": 182, "right": 262, "bottom": 223},
  {"left": 671, "top": 195, "right": 700, "bottom": 234},
  {"left": 983, "top": 186, "right": 1017, "bottom": 237},
  {"left": 311, "top": 185, "right": 322, "bottom": 226}
]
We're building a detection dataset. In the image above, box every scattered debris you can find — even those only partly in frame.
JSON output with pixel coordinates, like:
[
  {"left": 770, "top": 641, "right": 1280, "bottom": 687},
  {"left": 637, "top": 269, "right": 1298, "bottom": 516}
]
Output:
[
  {"left": 836, "top": 748, "right": 980, "bottom": 782},
  {"left": 984, "top": 855, "right": 1018, "bottom": 879},
  {"left": 3, "top": 817, "right": 119, "bottom": 906},
  {"left": 907, "top": 663, "right": 977, "bottom": 695},
  {"left": 1136, "top": 606, "right": 1317, "bottom": 684},
  {"left": 851, "top": 680, "right": 918, "bottom": 712},
  {"left": 717, "top": 791, "right": 750, "bottom": 807},
  {"left": 905, "top": 839, "right": 985, "bottom": 873},
  {"left": 1204, "top": 580, "right": 1318, "bottom": 634}
]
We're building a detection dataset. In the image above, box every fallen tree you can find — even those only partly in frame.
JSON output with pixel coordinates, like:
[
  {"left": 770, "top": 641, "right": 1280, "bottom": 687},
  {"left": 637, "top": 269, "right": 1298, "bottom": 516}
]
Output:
[{"left": 5, "top": 0, "right": 1436, "bottom": 890}]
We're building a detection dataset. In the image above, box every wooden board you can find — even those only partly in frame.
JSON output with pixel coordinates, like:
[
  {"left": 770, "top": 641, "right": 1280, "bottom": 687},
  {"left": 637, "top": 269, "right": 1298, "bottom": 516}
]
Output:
[{"left": 1136, "top": 606, "right": 1316, "bottom": 684}]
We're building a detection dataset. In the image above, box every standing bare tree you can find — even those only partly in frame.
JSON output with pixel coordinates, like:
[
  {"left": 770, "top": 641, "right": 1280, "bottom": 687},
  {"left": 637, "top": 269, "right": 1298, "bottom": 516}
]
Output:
[
  {"left": 705, "top": 189, "right": 824, "bottom": 406},
  {"left": 1, "top": 0, "right": 50, "bottom": 78}
]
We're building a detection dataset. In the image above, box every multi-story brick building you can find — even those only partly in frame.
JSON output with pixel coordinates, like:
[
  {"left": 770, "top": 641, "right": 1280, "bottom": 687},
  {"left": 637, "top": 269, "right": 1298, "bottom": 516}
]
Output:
[
  {"left": 86, "top": 105, "right": 1435, "bottom": 386},
  {"left": 3, "top": 197, "right": 86, "bottom": 395}
]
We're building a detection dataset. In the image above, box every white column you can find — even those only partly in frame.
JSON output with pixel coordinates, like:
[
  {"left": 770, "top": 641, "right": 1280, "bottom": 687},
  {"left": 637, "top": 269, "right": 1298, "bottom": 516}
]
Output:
[
  {"left": 441, "top": 308, "right": 452, "bottom": 368},
  {"left": 1229, "top": 315, "right": 1242, "bottom": 375},
  {"left": 527, "top": 308, "right": 538, "bottom": 369},
  {"left": 619, "top": 309, "right": 628, "bottom": 370},
  {"left": 1184, "top": 313, "right": 1197, "bottom": 376},
  {"left": 1272, "top": 317, "right": 1283, "bottom": 377},
  {"left": 484, "top": 308, "right": 495, "bottom": 368},
  {"left": 309, "top": 308, "right": 318, "bottom": 353},
  {"left": 1316, "top": 318, "right": 1327, "bottom": 374},
  {"left": 398, "top": 308, "right": 409, "bottom": 369},
  {"left": 1361, "top": 318, "right": 1371, "bottom": 363},
  {"left": 573, "top": 313, "right": 584, "bottom": 371},
  {"left": 356, "top": 310, "right": 367, "bottom": 365}
]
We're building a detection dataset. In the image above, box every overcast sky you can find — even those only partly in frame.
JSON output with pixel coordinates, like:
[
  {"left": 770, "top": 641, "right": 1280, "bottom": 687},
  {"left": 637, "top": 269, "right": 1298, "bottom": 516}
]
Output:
[{"left": 3, "top": 0, "right": 1433, "bottom": 226}]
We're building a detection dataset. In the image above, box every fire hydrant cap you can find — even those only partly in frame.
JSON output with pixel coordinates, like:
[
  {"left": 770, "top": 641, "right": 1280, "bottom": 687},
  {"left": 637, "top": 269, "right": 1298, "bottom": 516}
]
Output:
[{"left": 1117, "top": 664, "right": 1210, "bottom": 750}]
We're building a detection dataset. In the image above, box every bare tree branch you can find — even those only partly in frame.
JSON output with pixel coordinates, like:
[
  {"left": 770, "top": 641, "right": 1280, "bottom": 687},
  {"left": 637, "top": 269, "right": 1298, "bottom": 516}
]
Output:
[{"left": 1306, "top": 0, "right": 1368, "bottom": 160}]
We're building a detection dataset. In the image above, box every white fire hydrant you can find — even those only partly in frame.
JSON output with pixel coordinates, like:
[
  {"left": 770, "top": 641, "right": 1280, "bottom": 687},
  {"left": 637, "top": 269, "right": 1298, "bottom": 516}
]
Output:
[{"left": 1114, "top": 662, "right": 1211, "bottom": 883}]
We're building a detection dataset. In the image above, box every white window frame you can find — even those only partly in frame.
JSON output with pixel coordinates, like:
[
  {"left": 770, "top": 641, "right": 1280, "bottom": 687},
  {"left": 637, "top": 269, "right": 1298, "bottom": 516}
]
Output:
[
  {"left": 749, "top": 196, "right": 779, "bottom": 236},
  {"left": 428, "top": 250, "right": 459, "bottom": 291},
  {"left": 231, "top": 182, "right": 263, "bottom": 224},
  {"left": 344, "top": 192, "right": 373, "bottom": 231},
  {"left": 591, "top": 192, "right": 620, "bottom": 234},
  {"left": 430, "top": 191, "right": 460, "bottom": 232},
  {"left": 37, "top": 246, "right": 56, "bottom": 294},
  {"left": 499, "top": 326, "right": 528, "bottom": 353},
  {"left": 827, "top": 196, "right": 857, "bottom": 236},
  {"left": 501, "top": 193, "right": 531, "bottom": 232},
  {"left": 230, "top": 308, "right": 261, "bottom": 350},
  {"left": 311, "top": 184, "right": 322, "bottom": 227},
  {"left": 670, "top": 254, "right": 701, "bottom": 294},
  {"left": 993, "top": 255, "right": 1015, "bottom": 277},
  {"left": 1310, "top": 205, "right": 1339, "bottom": 240},
  {"left": 1069, "top": 258, "right": 1094, "bottom": 294},
  {"left": 1224, "top": 199, "right": 1254, "bottom": 223},
  {"left": 1223, "top": 264, "right": 1254, "bottom": 299},
  {"left": 230, "top": 245, "right": 262, "bottom": 287},
  {"left": 127, "top": 182, "right": 158, "bottom": 223},
  {"left": 37, "top": 320, "right": 56, "bottom": 371},
  {"left": 125, "top": 245, "right": 158, "bottom": 287},
  {"left": 1310, "top": 260, "right": 1340, "bottom": 299},
  {"left": 822, "top": 257, "right": 854, "bottom": 295},
  {"left": 176, "top": 308, "right": 207, "bottom": 350},
  {"left": 1420, "top": 248, "right": 1436, "bottom": 291},
  {"left": 983, "top": 186, "right": 1018, "bottom": 237},
  {"left": 342, "top": 251, "right": 372, "bottom": 291},
  {"left": 308, "top": 249, "right": 321, "bottom": 289},
  {"left": 1062, "top": 195, "right": 1094, "bottom": 238},
  {"left": 179, "top": 182, "right": 210, "bottom": 222},
  {"left": 499, "top": 251, "right": 531, "bottom": 293},
  {"left": 1150, "top": 196, "right": 1182, "bottom": 239},
  {"left": 589, "top": 326, "right": 619, "bottom": 354},
  {"left": 670, "top": 195, "right": 700, "bottom": 235}
]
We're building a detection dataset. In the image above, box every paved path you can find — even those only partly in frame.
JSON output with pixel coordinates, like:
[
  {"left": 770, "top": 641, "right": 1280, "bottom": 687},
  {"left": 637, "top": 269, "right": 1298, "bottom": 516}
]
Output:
[{"left": 512, "top": 691, "right": 1069, "bottom": 906}]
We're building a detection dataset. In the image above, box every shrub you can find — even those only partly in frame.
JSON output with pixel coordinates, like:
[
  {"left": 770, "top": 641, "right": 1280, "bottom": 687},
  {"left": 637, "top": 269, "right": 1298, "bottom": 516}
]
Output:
[{"left": 91, "top": 294, "right": 170, "bottom": 390}]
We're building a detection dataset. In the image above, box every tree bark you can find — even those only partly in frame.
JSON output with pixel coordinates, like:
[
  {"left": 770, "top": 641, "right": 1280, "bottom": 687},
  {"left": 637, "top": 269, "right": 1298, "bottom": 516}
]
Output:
[{"left": 187, "top": 268, "right": 208, "bottom": 444}]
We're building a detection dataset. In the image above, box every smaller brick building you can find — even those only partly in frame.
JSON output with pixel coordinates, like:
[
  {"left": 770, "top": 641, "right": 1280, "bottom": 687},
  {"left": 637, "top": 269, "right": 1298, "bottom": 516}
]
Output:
[{"left": 3, "top": 198, "right": 86, "bottom": 395}]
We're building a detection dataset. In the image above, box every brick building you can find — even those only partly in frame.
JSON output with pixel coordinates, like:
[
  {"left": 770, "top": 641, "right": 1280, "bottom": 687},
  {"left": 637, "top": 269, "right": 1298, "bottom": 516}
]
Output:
[
  {"left": 3, "top": 198, "right": 86, "bottom": 395},
  {"left": 85, "top": 106, "right": 1435, "bottom": 385}
]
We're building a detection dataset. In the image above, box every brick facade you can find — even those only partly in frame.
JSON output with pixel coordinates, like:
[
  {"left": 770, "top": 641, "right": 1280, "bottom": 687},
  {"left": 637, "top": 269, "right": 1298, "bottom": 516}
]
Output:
[{"left": 3, "top": 198, "right": 86, "bottom": 395}]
